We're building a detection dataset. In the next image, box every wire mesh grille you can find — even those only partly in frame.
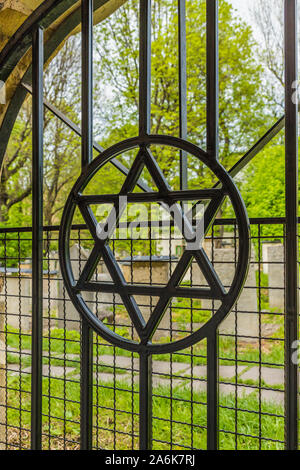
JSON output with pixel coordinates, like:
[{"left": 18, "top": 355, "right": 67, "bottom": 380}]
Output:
[{"left": 0, "top": 218, "right": 289, "bottom": 450}]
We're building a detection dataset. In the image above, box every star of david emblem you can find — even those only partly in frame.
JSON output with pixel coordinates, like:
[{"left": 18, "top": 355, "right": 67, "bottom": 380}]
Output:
[{"left": 59, "top": 136, "right": 250, "bottom": 353}]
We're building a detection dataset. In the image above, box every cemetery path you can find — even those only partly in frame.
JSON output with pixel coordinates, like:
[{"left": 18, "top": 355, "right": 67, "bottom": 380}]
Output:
[{"left": 5, "top": 347, "right": 285, "bottom": 405}]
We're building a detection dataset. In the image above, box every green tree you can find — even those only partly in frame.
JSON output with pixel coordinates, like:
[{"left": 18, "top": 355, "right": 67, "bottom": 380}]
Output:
[
  {"left": 1, "top": 0, "right": 272, "bottom": 246},
  {"left": 0, "top": 101, "right": 32, "bottom": 224},
  {"left": 239, "top": 140, "right": 288, "bottom": 250},
  {"left": 0, "top": 35, "right": 82, "bottom": 230},
  {"left": 242, "top": 142, "right": 285, "bottom": 219},
  {"left": 94, "top": 0, "right": 270, "bottom": 188}
]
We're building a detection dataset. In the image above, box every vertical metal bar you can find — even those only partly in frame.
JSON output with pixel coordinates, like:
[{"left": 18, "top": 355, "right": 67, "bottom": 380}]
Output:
[
  {"left": 206, "top": 0, "right": 219, "bottom": 450},
  {"left": 284, "top": 0, "right": 298, "bottom": 450},
  {"left": 207, "top": 330, "right": 219, "bottom": 450},
  {"left": 82, "top": 0, "right": 94, "bottom": 170},
  {"left": 178, "top": 0, "right": 188, "bottom": 190},
  {"left": 80, "top": 323, "right": 93, "bottom": 449},
  {"left": 31, "top": 26, "right": 44, "bottom": 450},
  {"left": 80, "top": 0, "right": 94, "bottom": 450},
  {"left": 139, "top": 0, "right": 151, "bottom": 137},
  {"left": 138, "top": 0, "right": 153, "bottom": 448},
  {"left": 139, "top": 352, "right": 152, "bottom": 449},
  {"left": 206, "top": 0, "right": 219, "bottom": 160}
]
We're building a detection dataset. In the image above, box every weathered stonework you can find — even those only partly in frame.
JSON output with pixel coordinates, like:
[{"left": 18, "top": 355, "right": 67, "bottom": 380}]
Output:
[
  {"left": 122, "top": 260, "right": 171, "bottom": 338},
  {"left": 191, "top": 245, "right": 259, "bottom": 340},
  {"left": 267, "top": 244, "right": 285, "bottom": 311},
  {"left": 0, "top": 1, "right": 40, "bottom": 49},
  {"left": 0, "top": 0, "right": 127, "bottom": 128}
]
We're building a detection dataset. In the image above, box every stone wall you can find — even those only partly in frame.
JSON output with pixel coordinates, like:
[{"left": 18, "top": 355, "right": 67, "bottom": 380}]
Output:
[
  {"left": 3, "top": 272, "right": 58, "bottom": 330},
  {"left": 0, "top": 243, "right": 289, "bottom": 344},
  {"left": 0, "top": 0, "right": 127, "bottom": 129},
  {"left": 57, "top": 244, "right": 90, "bottom": 331},
  {"left": 122, "top": 260, "right": 171, "bottom": 338}
]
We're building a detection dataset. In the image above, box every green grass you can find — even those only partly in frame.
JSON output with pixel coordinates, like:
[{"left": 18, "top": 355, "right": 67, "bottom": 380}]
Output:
[
  {"left": 256, "top": 271, "right": 269, "bottom": 310},
  {"left": 5, "top": 319, "right": 285, "bottom": 370},
  {"left": 172, "top": 297, "right": 211, "bottom": 324},
  {"left": 6, "top": 374, "right": 284, "bottom": 450},
  {"left": 4, "top": 323, "right": 286, "bottom": 450}
]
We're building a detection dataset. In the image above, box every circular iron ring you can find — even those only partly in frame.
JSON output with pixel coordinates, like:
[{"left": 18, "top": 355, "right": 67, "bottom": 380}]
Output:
[{"left": 59, "top": 135, "right": 250, "bottom": 354}]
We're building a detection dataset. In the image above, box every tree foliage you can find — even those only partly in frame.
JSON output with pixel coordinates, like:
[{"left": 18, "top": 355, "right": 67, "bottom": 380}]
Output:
[
  {"left": 242, "top": 141, "right": 286, "bottom": 219},
  {"left": 0, "top": 0, "right": 277, "bottom": 261},
  {"left": 94, "top": 0, "right": 269, "bottom": 180}
]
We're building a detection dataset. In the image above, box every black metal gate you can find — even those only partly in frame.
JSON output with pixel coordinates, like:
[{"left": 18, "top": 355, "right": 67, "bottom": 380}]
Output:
[{"left": 0, "top": 0, "right": 298, "bottom": 451}]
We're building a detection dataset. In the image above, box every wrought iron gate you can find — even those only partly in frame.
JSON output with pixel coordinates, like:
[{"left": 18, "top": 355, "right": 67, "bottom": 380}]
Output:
[{"left": 0, "top": 0, "right": 298, "bottom": 451}]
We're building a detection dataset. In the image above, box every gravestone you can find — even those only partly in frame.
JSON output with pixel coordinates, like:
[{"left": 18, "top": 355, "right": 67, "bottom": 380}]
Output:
[
  {"left": 267, "top": 244, "right": 284, "bottom": 311},
  {"left": 94, "top": 272, "right": 115, "bottom": 322},
  {"left": 57, "top": 244, "right": 94, "bottom": 331},
  {"left": 19, "top": 259, "right": 59, "bottom": 330},
  {"left": 157, "top": 234, "right": 185, "bottom": 258},
  {"left": 45, "top": 252, "right": 60, "bottom": 325},
  {"left": 121, "top": 257, "right": 172, "bottom": 338},
  {"left": 262, "top": 243, "right": 276, "bottom": 274},
  {"left": 2, "top": 261, "right": 58, "bottom": 331},
  {"left": 191, "top": 245, "right": 259, "bottom": 339},
  {"left": 5, "top": 274, "right": 32, "bottom": 330}
]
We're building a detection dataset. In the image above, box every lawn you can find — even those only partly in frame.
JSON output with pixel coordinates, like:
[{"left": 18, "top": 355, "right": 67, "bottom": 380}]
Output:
[
  {"left": 3, "top": 264, "right": 286, "bottom": 451},
  {"left": 5, "top": 316, "right": 285, "bottom": 370},
  {"left": 6, "top": 374, "right": 285, "bottom": 450},
  {"left": 3, "top": 322, "right": 286, "bottom": 451}
]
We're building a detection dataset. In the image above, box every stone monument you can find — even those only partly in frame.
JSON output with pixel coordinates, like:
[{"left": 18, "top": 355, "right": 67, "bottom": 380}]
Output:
[
  {"left": 267, "top": 244, "right": 284, "bottom": 311},
  {"left": 191, "top": 244, "right": 259, "bottom": 339},
  {"left": 121, "top": 256, "right": 173, "bottom": 338}
]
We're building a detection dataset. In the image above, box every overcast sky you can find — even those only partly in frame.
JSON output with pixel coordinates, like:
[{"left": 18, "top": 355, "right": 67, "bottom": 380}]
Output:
[
  {"left": 228, "top": 0, "right": 262, "bottom": 42},
  {"left": 229, "top": 0, "right": 252, "bottom": 20}
]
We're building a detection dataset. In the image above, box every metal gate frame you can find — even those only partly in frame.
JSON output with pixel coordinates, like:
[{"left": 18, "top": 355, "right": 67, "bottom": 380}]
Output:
[{"left": 0, "top": 0, "right": 298, "bottom": 451}]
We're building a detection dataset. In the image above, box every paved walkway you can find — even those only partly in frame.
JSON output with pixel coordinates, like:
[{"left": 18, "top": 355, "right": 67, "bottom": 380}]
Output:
[{"left": 5, "top": 348, "right": 285, "bottom": 404}]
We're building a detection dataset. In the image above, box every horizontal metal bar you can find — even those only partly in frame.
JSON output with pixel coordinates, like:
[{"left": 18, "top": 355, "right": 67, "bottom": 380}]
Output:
[
  {"left": 213, "top": 216, "right": 288, "bottom": 226},
  {"left": 0, "top": 216, "right": 290, "bottom": 236},
  {"left": 76, "top": 281, "right": 224, "bottom": 300},
  {"left": 0, "top": 216, "right": 290, "bottom": 234},
  {"left": 77, "top": 189, "right": 224, "bottom": 204}
]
